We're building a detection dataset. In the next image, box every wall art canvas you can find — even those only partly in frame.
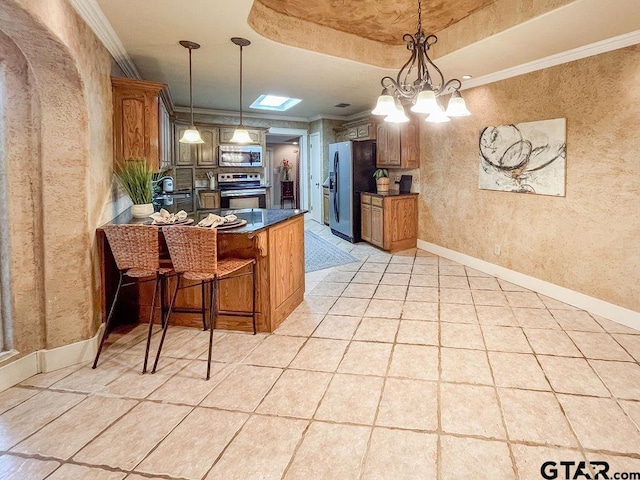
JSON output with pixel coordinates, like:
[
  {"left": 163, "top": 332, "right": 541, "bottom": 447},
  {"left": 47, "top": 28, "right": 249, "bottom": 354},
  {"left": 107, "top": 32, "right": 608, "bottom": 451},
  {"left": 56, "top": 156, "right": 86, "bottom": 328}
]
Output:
[{"left": 478, "top": 118, "right": 566, "bottom": 196}]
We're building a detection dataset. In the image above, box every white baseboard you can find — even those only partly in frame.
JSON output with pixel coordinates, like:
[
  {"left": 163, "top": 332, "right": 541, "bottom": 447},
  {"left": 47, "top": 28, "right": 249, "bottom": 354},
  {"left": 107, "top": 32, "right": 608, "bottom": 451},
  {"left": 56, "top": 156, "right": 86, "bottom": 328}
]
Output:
[
  {"left": 417, "top": 239, "right": 640, "bottom": 331},
  {"left": 0, "top": 325, "right": 103, "bottom": 392}
]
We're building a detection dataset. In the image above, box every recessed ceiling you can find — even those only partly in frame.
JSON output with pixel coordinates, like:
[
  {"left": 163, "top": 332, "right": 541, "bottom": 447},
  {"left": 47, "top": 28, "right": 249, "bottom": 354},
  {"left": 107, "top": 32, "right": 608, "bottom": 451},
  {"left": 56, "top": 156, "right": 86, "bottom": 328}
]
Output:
[
  {"left": 255, "top": 0, "right": 497, "bottom": 45},
  {"left": 91, "top": 0, "right": 640, "bottom": 120}
]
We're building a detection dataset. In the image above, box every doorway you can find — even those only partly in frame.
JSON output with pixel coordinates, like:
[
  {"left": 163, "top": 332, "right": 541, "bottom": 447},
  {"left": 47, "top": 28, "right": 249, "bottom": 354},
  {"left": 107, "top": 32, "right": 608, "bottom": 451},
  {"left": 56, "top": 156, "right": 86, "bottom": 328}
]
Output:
[
  {"left": 267, "top": 127, "right": 309, "bottom": 210},
  {"left": 309, "top": 132, "right": 322, "bottom": 223}
]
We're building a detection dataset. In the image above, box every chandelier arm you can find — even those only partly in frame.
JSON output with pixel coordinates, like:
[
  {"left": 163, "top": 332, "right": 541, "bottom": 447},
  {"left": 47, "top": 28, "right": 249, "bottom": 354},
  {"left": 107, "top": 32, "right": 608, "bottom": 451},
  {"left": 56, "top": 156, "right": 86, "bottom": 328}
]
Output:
[
  {"left": 381, "top": 76, "right": 415, "bottom": 100},
  {"left": 421, "top": 49, "right": 446, "bottom": 94},
  {"left": 438, "top": 78, "right": 463, "bottom": 96},
  {"left": 397, "top": 34, "right": 418, "bottom": 92}
]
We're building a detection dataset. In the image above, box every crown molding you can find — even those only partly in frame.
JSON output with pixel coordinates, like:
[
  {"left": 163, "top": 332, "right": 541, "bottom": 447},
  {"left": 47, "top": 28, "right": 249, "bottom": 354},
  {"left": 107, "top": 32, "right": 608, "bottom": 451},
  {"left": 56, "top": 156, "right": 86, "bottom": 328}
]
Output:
[
  {"left": 67, "top": 0, "right": 140, "bottom": 79},
  {"left": 175, "top": 106, "right": 310, "bottom": 123},
  {"left": 461, "top": 29, "right": 640, "bottom": 91},
  {"left": 308, "top": 114, "right": 350, "bottom": 122}
]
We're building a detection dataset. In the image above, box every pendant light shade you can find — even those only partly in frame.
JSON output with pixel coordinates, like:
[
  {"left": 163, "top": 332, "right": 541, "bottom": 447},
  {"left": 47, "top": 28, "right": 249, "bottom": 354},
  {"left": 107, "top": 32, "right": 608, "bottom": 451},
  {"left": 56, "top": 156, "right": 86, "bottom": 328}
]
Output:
[
  {"left": 425, "top": 105, "right": 451, "bottom": 123},
  {"left": 231, "top": 37, "right": 251, "bottom": 144},
  {"left": 178, "top": 40, "right": 204, "bottom": 144}
]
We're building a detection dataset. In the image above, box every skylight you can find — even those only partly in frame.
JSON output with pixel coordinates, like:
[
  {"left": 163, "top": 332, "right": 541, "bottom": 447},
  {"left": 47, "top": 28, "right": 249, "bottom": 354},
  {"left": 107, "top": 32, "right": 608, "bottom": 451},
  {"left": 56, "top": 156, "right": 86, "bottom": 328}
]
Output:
[{"left": 250, "top": 94, "right": 302, "bottom": 112}]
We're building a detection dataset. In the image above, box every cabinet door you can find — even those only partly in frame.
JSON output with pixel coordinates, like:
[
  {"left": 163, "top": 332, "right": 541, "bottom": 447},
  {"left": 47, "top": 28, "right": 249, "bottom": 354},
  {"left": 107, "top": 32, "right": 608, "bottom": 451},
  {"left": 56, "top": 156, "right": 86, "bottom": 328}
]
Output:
[
  {"left": 371, "top": 206, "right": 384, "bottom": 247},
  {"left": 357, "top": 123, "right": 371, "bottom": 139},
  {"left": 112, "top": 77, "right": 164, "bottom": 169},
  {"left": 400, "top": 121, "right": 419, "bottom": 168},
  {"left": 376, "top": 123, "right": 401, "bottom": 167},
  {"left": 347, "top": 127, "right": 358, "bottom": 140},
  {"left": 175, "top": 125, "right": 195, "bottom": 166},
  {"left": 158, "top": 99, "right": 172, "bottom": 170},
  {"left": 197, "top": 128, "right": 218, "bottom": 166},
  {"left": 361, "top": 203, "right": 372, "bottom": 242}
]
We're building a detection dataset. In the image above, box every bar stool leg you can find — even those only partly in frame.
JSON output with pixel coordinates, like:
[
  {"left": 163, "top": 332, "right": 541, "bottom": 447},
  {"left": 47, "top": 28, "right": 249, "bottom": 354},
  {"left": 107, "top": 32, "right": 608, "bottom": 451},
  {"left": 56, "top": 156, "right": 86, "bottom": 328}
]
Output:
[
  {"left": 142, "top": 275, "right": 160, "bottom": 374},
  {"left": 152, "top": 275, "right": 180, "bottom": 373},
  {"left": 252, "top": 263, "right": 257, "bottom": 335},
  {"left": 206, "top": 279, "right": 216, "bottom": 380},
  {"left": 200, "top": 282, "right": 208, "bottom": 331},
  {"left": 93, "top": 271, "right": 124, "bottom": 369}
]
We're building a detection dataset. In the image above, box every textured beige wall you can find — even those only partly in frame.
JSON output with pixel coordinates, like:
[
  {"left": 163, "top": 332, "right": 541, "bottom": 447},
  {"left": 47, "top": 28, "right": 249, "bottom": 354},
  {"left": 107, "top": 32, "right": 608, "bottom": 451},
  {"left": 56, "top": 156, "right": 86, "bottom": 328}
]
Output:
[
  {"left": 419, "top": 45, "right": 640, "bottom": 312},
  {"left": 0, "top": 0, "right": 114, "bottom": 357}
]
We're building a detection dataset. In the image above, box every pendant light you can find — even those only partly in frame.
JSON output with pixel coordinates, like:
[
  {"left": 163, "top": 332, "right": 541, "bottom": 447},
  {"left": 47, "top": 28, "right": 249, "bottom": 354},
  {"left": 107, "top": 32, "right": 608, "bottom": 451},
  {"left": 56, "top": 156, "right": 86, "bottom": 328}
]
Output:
[
  {"left": 179, "top": 40, "right": 204, "bottom": 144},
  {"left": 230, "top": 37, "right": 252, "bottom": 144}
]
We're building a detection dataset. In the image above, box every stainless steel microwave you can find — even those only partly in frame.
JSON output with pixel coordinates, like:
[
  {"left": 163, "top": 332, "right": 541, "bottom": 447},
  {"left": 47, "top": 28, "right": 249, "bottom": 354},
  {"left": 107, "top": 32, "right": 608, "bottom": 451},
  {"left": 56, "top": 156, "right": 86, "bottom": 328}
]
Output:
[{"left": 218, "top": 144, "right": 263, "bottom": 167}]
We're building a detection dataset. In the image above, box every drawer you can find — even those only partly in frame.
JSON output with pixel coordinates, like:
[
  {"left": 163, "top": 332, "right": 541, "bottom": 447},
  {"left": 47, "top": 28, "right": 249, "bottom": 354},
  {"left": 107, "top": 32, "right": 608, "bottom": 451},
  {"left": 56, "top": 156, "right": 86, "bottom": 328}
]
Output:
[
  {"left": 371, "top": 196, "right": 383, "bottom": 207},
  {"left": 361, "top": 193, "right": 371, "bottom": 204}
]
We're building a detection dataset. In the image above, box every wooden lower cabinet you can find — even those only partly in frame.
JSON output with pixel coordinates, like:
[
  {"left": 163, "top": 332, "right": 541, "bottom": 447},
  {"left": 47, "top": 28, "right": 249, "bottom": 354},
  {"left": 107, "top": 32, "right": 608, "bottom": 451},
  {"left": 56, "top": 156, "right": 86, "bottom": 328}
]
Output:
[{"left": 361, "top": 193, "right": 418, "bottom": 252}]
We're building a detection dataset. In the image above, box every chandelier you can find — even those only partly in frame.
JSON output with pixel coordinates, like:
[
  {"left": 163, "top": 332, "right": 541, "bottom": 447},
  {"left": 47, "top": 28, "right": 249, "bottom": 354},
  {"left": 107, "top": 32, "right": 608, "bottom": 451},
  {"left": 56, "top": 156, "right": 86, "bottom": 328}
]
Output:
[{"left": 372, "top": 0, "right": 471, "bottom": 124}]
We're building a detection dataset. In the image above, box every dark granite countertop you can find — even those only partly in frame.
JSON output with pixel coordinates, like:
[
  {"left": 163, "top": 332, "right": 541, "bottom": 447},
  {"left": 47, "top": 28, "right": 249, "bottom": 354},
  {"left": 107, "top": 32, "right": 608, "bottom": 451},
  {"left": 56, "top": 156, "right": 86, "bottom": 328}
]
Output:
[
  {"left": 362, "top": 191, "right": 419, "bottom": 197},
  {"left": 100, "top": 207, "right": 306, "bottom": 234}
]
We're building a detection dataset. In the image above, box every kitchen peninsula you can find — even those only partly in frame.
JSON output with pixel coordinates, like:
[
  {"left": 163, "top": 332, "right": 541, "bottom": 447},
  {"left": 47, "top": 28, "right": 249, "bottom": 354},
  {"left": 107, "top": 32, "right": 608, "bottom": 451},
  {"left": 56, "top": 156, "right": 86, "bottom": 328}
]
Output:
[{"left": 97, "top": 208, "right": 305, "bottom": 334}]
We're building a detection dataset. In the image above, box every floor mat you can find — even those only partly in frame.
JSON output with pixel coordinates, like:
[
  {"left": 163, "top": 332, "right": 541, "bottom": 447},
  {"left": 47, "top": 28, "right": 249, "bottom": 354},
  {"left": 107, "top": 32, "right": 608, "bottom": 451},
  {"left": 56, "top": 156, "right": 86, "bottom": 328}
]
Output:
[{"left": 304, "top": 230, "right": 359, "bottom": 273}]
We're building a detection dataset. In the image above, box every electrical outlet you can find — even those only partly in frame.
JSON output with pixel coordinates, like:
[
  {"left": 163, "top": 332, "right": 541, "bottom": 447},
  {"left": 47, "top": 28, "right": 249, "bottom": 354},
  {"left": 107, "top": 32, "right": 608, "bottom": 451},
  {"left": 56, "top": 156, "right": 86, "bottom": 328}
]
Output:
[
  {"left": 494, "top": 244, "right": 501, "bottom": 256},
  {"left": 393, "top": 175, "right": 401, "bottom": 183}
]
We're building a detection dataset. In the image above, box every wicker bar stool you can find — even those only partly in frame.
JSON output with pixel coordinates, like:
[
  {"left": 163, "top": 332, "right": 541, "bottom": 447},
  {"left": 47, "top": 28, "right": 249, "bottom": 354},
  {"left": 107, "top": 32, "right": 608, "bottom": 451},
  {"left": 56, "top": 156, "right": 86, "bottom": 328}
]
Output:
[
  {"left": 93, "top": 224, "right": 173, "bottom": 373},
  {"left": 154, "top": 226, "right": 257, "bottom": 380}
]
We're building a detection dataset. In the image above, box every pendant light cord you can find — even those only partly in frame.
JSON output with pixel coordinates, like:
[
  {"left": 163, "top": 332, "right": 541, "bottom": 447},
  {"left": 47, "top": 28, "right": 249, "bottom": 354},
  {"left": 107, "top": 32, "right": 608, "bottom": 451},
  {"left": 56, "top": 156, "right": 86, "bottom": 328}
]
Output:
[
  {"left": 189, "top": 47, "right": 194, "bottom": 126},
  {"left": 239, "top": 44, "right": 244, "bottom": 128},
  {"left": 417, "top": 0, "right": 422, "bottom": 34}
]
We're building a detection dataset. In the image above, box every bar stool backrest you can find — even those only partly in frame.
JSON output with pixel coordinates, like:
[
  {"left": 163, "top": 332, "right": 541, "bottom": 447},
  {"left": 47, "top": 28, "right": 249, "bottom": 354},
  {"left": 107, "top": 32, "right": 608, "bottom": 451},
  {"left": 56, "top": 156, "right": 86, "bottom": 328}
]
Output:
[
  {"left": 162, "top": 226, "right": 218, "bottom": 275},
  {"left": 103, "top": 224, "right": 160, "bottom": 272}
]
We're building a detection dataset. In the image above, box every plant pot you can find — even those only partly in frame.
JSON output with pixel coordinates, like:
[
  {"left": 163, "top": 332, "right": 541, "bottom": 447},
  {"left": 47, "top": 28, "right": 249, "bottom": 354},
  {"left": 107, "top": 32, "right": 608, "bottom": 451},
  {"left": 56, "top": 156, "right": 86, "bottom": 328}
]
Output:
[
  {"left": 130, "top": 203, "right": 154, "bottom": 218},
  {"left": 376, "top": 177, "right": 390, "bottom": 194}
]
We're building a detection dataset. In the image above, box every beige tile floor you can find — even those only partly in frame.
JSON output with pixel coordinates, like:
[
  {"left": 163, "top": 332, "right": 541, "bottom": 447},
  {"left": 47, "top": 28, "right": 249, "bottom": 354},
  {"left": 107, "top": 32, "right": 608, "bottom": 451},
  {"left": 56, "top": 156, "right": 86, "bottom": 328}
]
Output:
[{"left": 1, "top": 220, "right": 639, "bottom": 479}]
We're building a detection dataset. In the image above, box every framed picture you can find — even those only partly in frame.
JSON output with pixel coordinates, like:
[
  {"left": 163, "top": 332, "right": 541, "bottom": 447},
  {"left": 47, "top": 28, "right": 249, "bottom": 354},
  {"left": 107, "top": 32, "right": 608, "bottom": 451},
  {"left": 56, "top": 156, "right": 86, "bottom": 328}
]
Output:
[{"left": 478, "top": 118, "right": 566, "bottom": 196}]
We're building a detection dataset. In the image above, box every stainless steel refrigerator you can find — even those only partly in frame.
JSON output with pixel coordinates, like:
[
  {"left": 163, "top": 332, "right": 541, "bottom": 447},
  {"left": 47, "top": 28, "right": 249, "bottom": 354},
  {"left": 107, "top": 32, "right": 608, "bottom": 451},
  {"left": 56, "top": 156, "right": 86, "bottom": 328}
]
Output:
[{"left": 329, "top": 140, "right": 377, "bottom": 243}]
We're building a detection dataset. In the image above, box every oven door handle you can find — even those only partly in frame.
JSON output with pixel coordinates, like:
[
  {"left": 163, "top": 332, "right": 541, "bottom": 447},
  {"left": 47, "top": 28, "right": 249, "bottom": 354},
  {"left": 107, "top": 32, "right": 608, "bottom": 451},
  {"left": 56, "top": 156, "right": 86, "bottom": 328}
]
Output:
[{"left": 220, "top": 189, "right": 266, "bottom": 197}]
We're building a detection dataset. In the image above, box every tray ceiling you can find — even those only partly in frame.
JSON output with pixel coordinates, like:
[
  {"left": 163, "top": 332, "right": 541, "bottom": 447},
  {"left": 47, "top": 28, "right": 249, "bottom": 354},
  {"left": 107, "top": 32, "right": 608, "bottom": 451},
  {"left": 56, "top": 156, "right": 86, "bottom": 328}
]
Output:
[{"left": 255, "top": 0, "right": 497, "bottom": 45}]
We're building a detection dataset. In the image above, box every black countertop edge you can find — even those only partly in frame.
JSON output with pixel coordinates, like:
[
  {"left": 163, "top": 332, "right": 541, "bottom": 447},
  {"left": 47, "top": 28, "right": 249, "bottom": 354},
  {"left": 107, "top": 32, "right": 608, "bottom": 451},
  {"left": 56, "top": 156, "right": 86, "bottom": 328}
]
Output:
[
  {"left": 100, "top": 208, "right": 307, "bottom": 235},
  {"left": 362, "top": 191, "right": 419, "bottom": 197}
]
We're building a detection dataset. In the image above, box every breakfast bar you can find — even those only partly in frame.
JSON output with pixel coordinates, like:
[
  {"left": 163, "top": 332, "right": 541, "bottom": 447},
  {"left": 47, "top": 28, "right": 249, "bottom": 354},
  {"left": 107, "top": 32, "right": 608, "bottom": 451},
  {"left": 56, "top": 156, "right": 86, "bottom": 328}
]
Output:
[{"left": 97, "top": 208, "right": 305, "bottom": 334}]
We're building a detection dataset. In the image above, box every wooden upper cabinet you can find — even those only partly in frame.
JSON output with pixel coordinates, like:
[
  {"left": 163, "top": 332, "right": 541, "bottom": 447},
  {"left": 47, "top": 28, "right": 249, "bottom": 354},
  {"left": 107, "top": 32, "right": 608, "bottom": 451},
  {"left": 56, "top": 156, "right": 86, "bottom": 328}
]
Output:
[
  {"left": 197, "top": 127, "right": 219, "bottom": 167},
  {"left": 376, "top": 123, "right": 401, "bottom": 167},
  {"left": 174, "top": 125, "right": 219, "bottom": 167},
  {"left": 112, "top": 77, "right": 168, "bottom": 169},
  {"left": 334, "top": 118, "right": 376, "bottom": 143},
  {"left": 376, "top": 118, "right": 419, "bottom": 169}
]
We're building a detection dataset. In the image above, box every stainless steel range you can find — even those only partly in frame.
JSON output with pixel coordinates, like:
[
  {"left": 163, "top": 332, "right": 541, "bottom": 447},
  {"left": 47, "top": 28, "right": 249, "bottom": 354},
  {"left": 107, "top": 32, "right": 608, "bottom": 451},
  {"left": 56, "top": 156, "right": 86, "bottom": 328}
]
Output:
[{"left": 218, "top": 172, "right": 267, "bottom": 209}]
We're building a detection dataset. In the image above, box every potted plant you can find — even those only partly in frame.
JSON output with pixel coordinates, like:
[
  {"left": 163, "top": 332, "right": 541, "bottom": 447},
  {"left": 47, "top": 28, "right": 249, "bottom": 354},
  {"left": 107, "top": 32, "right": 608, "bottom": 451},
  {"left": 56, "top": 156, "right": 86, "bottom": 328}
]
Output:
[
  {"left": 373, "top": 168, "right": 389, "bottom": 193},
  {"left": 114, "top": 158, "right": 154, "bottom": 218}
]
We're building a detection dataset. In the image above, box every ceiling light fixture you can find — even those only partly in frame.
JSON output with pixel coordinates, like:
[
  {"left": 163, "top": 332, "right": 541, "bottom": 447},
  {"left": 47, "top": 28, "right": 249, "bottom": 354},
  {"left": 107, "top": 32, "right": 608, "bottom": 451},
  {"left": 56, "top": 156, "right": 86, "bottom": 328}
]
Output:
[
  {"left": 178, "top": 40, "right": 204, "bottom": 144},
  {"left": 371, "top": 0, "right": 471, "bottom": 124},
  {"left": 230, "top": 37, "right": 252, "bottom": 144}
]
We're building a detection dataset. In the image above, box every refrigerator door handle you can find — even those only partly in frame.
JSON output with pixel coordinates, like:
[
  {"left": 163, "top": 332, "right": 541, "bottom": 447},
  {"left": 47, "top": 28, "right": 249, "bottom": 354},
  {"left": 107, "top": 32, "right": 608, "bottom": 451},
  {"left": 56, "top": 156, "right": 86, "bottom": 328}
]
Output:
[{"left": 333, "top": 151, "right": 339, "bottom": 222}]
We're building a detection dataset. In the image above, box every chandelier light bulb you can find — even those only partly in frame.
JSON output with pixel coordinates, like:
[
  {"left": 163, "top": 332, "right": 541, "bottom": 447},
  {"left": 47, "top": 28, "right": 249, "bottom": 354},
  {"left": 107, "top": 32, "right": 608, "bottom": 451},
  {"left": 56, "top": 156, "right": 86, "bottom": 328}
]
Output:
[
  {"left": 425, "top": 105, "right": 451, "bottom": 123},
  {"left": 385, "top": 103, "right": 410, "bottom": 124},
  {"left": 445, "top": 92, "right": 471, "bottom": 117},
  {"left": 372, "top": 94, "right": 397, "bottom": 116},
  {"left": 410, "top": 89, "right": 439, "bottom": 114}
]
